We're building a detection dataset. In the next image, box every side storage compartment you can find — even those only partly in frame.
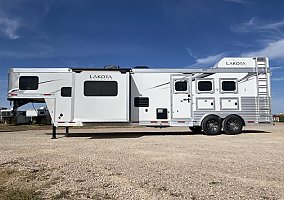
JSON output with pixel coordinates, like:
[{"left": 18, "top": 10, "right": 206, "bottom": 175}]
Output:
[
  {"left": 220, "top": 98, "right": 239, "bottom": 110},
  {"left": 196, "top": 98, "right": 215, "bottom": 110}
]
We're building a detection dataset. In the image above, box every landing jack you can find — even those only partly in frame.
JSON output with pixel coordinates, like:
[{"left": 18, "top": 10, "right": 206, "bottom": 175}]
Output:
[
  {"left": 51, "top": 126, "right": 70, "bottom": 139},
  {"left": 51, "top": 125, "right": 57, "bottom": 139}
]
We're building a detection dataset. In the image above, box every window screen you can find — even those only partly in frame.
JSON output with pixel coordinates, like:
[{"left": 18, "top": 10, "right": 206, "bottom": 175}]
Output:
[
  {"left": 175, "top": 81, "right": 187, "bottom": 91},
  {"left": 61, "top": 87, "right": 72, "bottom": 97},
  {"left": 19, "top": 76, "right": 39, "bottom": 90},
  {"left": 84, "top": 81, "right": 118, "bottom": 96},
  {"left": 222, "top": 81, "right": 236, "bottom": 91},
  {"left": 198, "top": 81, "right": 213, "bottom": 92},
  {"left": 134, "top": 97, "right": 149, "bottom": 107}
]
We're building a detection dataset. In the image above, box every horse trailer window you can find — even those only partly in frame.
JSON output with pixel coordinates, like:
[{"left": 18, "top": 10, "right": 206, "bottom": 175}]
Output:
[
  {"left": 61, "top": 87, "right": 72, "bottom": 97},
  {"left": 84, "top": 81, "right": 118, "bottom": 96},
  {"left": 134, "top": 97, "right": 149, "bottom": 107},
  {"left": 175, "top": 81, "right": 187, "bottom": 91},
  {"left": 198, "top": 81, "right": 213, "bottom": 92},
  {"left": 221, "top": 80, "right": 237, "bottom": 92},
  {"left": 19, "top": 76, "right": 39, "bottom": 90}
]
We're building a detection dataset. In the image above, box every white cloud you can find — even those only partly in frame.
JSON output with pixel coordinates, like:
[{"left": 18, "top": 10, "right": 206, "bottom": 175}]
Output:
[
  {"left": 232, "top": 18, "right": 284, "bottom": 62},
  {"left": 272, "top": 76, "right": 284, "bottom": 81},
  {"left": 0, "top": 17, "right": 20, "bottom": 39},
  {"left": 0, "top": 50, "right": 36, "bottom": 58},
  {"left": 231, "top": 18, "right": 257, "bottom": 33},
  {"left": 231, "top": 18, "right": 284, "bottom": 34},
  {"left": 242, "top": 39, "right": 284, "bottom": 60},
  {"left": 0, "top": 0, "right": 55, "bottom": 40},
  {"left": 270, "top": 66, "right": 284, "bottom": 71},
  {"left": 262, "top": 21, "right": 284, "bottom": 31},
  {"left": 223, "top": 0, "right": 250, "bottom": 4},
  {"left": 186, "top": 48, "right": 198, "bottom": 59},
  {"left": 194, "top": 53, "right": 224, "bottom": 65},
  {"left": 185, "top": 49, "right": 224, "bottom": 68}
]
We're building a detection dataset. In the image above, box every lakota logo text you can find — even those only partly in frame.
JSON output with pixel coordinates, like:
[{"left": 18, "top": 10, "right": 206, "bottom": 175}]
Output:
[
  {"left": 226, "top": 61, "right": 246, "bottom": 65},
  {"left": 89, "top": 75, "right": 112, "bottom": 80}
]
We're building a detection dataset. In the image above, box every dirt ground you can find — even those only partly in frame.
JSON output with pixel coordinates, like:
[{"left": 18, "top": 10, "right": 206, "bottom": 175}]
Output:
[{"left": 0, "top": 123, "right": 283, "bottom": 199}]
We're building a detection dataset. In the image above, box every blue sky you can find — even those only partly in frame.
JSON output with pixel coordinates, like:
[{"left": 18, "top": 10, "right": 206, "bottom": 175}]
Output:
[{"left": 0, "top": 0, "right": 284, "bottom": 113}]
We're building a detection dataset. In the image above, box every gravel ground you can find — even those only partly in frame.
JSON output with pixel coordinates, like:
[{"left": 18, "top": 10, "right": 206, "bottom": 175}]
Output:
[{"left": 0, "top": 123, "right": 284, "bottom": 199}]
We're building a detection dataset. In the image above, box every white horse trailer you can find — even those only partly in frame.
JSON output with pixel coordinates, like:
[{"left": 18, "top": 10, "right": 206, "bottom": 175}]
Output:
[{"left": 7, "top": 57, "right": 272, "bottom": 138}]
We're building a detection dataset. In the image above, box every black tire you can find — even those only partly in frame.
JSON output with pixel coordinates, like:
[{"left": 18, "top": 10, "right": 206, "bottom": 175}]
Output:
[
  {"left": 201, "top": 115, "right": 222, "bottom": 135},
  {"left": 223, "top": 115, "right": 243, "bottom": 135},
  {"left": 189, "top": 126, "right": 202, "bottom": 133}
]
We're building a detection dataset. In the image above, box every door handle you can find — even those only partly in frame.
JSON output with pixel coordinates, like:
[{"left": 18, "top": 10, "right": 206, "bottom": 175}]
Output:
[{"left": 183, "top": 98, "right": 191, "bottom": 102}]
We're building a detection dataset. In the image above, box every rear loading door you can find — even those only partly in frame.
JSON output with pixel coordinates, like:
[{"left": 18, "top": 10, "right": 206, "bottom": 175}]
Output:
[
  {"left": 73, "top": 71, "right": 129, "bottom": 122},
  {"left": 171, "top": 75, "right": 193, "bottom": 125}
]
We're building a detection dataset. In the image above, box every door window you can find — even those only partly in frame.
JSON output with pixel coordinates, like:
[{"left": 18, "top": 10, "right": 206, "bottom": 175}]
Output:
[{"left": 175, "top": 81, "right": 187, "bottom": 92}]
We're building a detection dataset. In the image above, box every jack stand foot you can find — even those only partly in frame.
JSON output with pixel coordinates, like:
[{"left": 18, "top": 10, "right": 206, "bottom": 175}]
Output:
[
  {"left": 65, "top": 127, "right": 70, "bottom": 137},
  {"left": 51, "top": 125, "right": 57, "bottom": 139}
]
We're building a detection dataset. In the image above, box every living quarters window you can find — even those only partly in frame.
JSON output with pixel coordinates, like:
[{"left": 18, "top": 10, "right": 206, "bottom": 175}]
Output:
[
  {"left": 197, "top": 80, "right": 213, "bottom": 92},
  {"left": 19, "top": 76, "right": 39, "bottom": 90},
  {"left": 84, "top": 81, "right": 118, "bottom": 96},
  {"left": 134, "top": 97, "right": 149, "bottom": 107},
  {"left": 220, "top": 80, "right": 237, "bottom": 93},
  {"left": 175, "top": 81, "right": 187, "bottom": 92},
  {"left": 61, "top": 87, "right": 72, "bottom": 97}
]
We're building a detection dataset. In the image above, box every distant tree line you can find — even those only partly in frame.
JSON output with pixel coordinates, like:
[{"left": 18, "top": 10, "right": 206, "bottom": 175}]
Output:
[{"left": 280, "top": 114, "right": 284, "bottom": 122}]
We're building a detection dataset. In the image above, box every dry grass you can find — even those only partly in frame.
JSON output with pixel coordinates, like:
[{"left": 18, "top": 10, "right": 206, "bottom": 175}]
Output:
[
  {"left": 1, "top": 187, "right": 41, "bottom": 200},
  {"left": 0, "top": 167, "right": 42, "bottom": 200},
  {"left": 0, "top": 124, "right": 51, "bottom": 132}
]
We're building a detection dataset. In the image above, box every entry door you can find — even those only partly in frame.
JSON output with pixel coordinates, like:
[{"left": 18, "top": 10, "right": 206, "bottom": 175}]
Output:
[{"left": 171, "top": 75, "right": 192, "bottom": 120}]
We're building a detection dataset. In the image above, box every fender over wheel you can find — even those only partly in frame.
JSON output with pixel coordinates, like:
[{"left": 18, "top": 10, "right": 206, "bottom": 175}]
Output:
[
  {"left": 189, "top": 126, "right": 202, "bottom": 133},
  {"left": 201, "top": 115, "right": 222, "bottom": 135},
  {"left": 223, "top": 115, "right": 243, "bottom": 135}
]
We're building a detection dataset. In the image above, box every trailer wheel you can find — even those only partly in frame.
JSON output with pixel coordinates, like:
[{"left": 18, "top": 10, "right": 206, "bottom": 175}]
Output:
[
  {"left": 223, "top": 115, "right": 243, "bottom": 135},
  {"left": 201, "top": 115, "right": 222, "bottom": 135},
  {"left": 189, "top": 126, "right": 202, "bottom": 133}
]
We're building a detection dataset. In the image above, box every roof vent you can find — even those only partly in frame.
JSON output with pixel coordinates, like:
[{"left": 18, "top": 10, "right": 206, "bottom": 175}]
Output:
[
  {"left": 134, "top": 66, "right": 149, "bottom": 69},
  {"left": 104, "top": 65, "right": 119, "bottom": 69}
]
